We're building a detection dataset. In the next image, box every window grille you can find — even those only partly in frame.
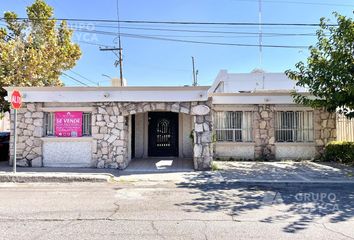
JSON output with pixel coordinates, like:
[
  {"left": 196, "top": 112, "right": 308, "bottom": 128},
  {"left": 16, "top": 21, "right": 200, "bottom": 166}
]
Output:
[
  {"left": 44, "top": 112, "right": 92, "bottom": 137},
  {"left": 82, "top": 113, "right": 92, "bottom": 136},
  {"left": 275, "top": 111, "right": 314, "bottom": 142},
  {"left": 44, "top": 112, "right": 55, "bottom": 136},
  {"left": 214, "top": 111, "right": 253, "bottom": 142}
]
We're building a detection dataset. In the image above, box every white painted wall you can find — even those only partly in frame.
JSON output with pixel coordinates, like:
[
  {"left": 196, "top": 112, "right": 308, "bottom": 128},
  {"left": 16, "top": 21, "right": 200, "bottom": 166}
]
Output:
[
  {"left": 134, "top": 113, "right": 146, "bottom": 158},
  {"left": 180, "top": 113, "right": 193, "bottom": 158},
  {"left": 42, "top": 138, "right": 93, "bottom": 167},
  {"left": 214, "top": 142, "right": 255, "bottom": 160},
  {"left": 275, "top": 143, "right": 317, "bottom": 160},
  {"left": 211, "top": 70, "right": 308, "bottom": 93},
  {"left": 5, "top": 87, "right": 209, "bottom": 103}
]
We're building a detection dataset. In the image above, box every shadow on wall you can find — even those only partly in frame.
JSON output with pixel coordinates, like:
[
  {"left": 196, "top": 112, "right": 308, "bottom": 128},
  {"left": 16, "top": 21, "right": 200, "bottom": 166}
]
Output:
[{"left": 175, "top": 175, "right": 354, "bottom": 233}]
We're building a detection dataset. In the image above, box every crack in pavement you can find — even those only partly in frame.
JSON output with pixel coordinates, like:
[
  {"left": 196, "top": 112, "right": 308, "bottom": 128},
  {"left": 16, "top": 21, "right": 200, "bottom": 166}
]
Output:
[
  {"left": 319, "top": 223, "right": 354, "bottom": 240},
  {"left": 105, "top": 201, "right": 120, "bottom": 220},
  {"left": 150, "top": 221, "right": 166, "bottom": 239}
]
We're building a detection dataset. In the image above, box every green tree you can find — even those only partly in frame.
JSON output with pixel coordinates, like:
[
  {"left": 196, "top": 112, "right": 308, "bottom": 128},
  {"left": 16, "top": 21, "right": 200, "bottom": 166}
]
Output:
[
  {"left": 0, "top": 0, "right": 81, "bottom": 112},
  {"left": 286, "top": 13, "right": 354, "bottom": 118}
]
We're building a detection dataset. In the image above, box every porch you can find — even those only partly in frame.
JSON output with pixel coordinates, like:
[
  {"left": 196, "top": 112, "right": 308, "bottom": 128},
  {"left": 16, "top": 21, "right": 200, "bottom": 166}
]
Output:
[{"left": 124, "top": 158, "right": 194, "bottom": 172}]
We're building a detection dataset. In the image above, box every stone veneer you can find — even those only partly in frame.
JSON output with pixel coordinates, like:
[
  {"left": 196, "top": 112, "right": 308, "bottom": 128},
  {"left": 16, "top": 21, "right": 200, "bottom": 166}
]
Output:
[
  {"left": 254, "top": 105, "right": 276, "bottom": 160},
  {"left": 9, "top": 103, "right": 44, "bottom": 167},
  {"left": 314, "top": 109, "right": 336, "bottom": 157},
  {"left": 10, "top": 101, "right": 213, "bottom": 170},
  {"left": 10, "top": 101, "right": 335, "bottom": 168},
  {"left": 252, "top": 105, "right": 336, "bottom": 160}
]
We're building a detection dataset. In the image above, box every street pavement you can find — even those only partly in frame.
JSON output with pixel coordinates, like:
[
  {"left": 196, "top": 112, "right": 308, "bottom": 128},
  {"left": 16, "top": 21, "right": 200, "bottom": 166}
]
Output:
[{"left": 0, "top": 179, "right": 353, "bottom": 240}]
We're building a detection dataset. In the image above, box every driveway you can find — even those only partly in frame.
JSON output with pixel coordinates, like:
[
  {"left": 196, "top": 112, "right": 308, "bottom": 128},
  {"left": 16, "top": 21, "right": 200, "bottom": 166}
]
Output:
[{"left": 213, "top": 161, "right": 354, "bottom": 183}]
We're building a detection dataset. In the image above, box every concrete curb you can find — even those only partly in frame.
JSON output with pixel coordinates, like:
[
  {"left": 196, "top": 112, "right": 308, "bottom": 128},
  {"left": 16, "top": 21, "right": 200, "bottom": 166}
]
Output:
[{"left": 0, "top": 173, "right": 113, "bottom": 183}]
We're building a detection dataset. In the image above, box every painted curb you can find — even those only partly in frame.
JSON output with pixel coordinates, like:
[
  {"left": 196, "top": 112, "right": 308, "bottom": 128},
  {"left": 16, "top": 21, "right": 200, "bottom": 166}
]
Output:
[{"left": 0, "top": 174, "right": 113, "bottom": 183}]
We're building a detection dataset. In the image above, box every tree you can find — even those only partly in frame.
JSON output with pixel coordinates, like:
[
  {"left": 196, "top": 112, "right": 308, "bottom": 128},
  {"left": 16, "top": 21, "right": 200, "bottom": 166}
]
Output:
[
  {"left": 286, "top": 13, "right": 354, "bottom": 118},
  {"left": 0, "top": 0, "right": 81, "bottom": 112}
]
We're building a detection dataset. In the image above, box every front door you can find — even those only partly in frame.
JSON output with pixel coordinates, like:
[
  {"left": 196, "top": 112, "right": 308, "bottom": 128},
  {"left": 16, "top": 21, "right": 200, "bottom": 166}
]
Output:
[{"left": 148, "top": 112, "right": 178, "bottom": 157}]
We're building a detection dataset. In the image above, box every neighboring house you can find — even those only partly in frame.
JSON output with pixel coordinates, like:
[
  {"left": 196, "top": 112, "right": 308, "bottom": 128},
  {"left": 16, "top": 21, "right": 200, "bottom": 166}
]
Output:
[{"left": 4, "top": 69, "right": 336, "bottom": 170}]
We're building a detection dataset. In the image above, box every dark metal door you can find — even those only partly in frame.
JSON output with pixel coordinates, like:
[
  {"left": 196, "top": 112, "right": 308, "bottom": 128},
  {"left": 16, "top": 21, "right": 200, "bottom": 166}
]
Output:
[{"left": 148, "top": 112, "right": 178, "bottom": 157}]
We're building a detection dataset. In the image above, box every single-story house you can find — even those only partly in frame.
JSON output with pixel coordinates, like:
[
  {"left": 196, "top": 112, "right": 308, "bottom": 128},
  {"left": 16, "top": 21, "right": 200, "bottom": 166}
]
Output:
[{"left": 5, "top": 69, "right": 336, "bottom": 170}]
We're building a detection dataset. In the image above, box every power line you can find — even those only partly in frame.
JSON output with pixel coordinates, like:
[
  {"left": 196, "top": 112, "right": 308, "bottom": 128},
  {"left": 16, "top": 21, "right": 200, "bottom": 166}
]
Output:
[
  {"left": 68, "top": 69, "right": 99, "bottom": 86},
  {"left": 83, "top": 25, "right": 319, "bottom": 36},
  {"left": 118, "top": 33, "right": 309, "bottom": 49},
  {"left": 71, "top": 28, "right": 309, "bottom": 48},
  {"left": 72, "top": 27, "right": 318, "bottom": 38},
  {"left": 61, "top": 72, "right": 90, "bottom": 86},
  {"left": 0, "top": 17, "right": 339, "bottom": 27},
  {"left": 233, "top": 0, "right": 354, "bottom": 7}
]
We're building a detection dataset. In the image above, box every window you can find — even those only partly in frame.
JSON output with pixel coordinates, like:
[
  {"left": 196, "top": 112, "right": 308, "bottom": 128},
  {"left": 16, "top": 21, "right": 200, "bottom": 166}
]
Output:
[
  {"left": 44, "top": 112, "right": 55, "bottom": 136},
  {"left": 214, "top": 111, "right": 253, "bottom": 142},
  {"left": 275, "top": 111, "right": 314, "bottom": 142},
  {"left": 82, "top": 113, "right": 92, "bottom": 136},
  {"left": 44, "top": 112, "right": 92, "bottom": 137}
]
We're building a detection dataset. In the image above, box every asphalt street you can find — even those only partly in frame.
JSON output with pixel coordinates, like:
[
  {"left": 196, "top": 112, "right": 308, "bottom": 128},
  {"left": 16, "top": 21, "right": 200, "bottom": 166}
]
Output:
[{"left": 0, "top": 180, "right": 353, "bottom": 240}]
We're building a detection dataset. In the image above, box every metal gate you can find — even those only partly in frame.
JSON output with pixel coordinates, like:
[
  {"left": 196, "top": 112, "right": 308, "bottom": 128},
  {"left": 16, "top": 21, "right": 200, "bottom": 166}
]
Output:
[{"left": 148, "top": 112, "right": 178, "bottom": 157}]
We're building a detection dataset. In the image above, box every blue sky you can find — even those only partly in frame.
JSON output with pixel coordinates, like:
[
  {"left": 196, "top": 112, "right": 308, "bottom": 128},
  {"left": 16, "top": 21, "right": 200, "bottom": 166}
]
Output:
[{"left": 0, "top": 0, "right": 353, "bottom": 86}]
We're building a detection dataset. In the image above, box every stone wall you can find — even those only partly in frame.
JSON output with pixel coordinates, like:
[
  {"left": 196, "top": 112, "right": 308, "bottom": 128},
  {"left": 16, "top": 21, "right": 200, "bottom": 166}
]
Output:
[
  {"left": 254, "top": 105, "right": 276, "bottom": 160},
  {"left": 314, "top": 108, "right": 336, "bottom": 157},
  {"left": 9, "top": 101, "right": 337, "bottom": 169},
  {"left": 91, "top": 103, "right": 129, "bottom": 169},
  {"left": 9, "top": 103, "right": 44, "bottom": 167},
  {"left": 114, "top": 101, "right": 213, "bottom": 170},
  {"left": 193, "top": 114, "right": 213, "bottom": 170},
  {"left": 215, "top": 104, "right": 336, "bottom": 160},
  {"left": 9, "top": 101, "right": 213, "bottom": 170}
]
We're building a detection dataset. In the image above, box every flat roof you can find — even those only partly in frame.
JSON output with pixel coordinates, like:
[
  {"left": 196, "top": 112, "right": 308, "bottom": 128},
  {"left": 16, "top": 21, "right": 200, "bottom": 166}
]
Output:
[{"left": 4, "top": 86, "right": 210, "bottom": 92}]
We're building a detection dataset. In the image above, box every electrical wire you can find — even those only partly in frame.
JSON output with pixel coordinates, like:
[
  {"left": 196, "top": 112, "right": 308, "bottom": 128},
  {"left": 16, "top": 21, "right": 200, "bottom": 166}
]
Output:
[
  {"left": 61, "top": 72, "right": 90, "bottom": 86},
  {"left": 68, "top": 69, "right": 99, "bottom": 86},
  {"left": 0, "top": 17, "right": 339, "bottom": 27}
]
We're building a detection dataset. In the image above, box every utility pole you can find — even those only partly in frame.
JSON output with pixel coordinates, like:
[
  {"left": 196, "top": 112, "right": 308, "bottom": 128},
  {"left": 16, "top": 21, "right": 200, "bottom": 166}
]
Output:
[
  {"left": 191, "top": 56, "right": 197, "bottom": 86},
  {"left": 99, "top": 0, "right": 124, "bottom": 86},
  {"left": 258, "top": 0, "right": 263, "bottom": 68},
  {"left": 259, "top": 0, "right": 265, "bottom": 89},
  {"left": 99, "top": 41, "right": 123, "bottom": 86}
]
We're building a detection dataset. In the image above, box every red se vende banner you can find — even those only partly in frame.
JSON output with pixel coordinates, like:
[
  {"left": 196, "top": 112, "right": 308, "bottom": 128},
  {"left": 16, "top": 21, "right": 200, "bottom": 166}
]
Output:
[{"left": 55, "top": 111, "right": 83, "bottom": 137}]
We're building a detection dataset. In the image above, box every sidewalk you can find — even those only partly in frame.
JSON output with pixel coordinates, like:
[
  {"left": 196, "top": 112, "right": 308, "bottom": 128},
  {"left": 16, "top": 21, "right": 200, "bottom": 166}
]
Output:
[
  {"left": 0, "top": 162, "right": 117, "bottom": 183},
  {"left": 1, "top": 161, "right": 354, "bottom": 184}
]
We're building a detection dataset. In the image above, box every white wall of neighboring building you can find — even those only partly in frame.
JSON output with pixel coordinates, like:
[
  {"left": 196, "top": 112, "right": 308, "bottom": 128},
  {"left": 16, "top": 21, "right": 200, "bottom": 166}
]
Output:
[{"left": 210, "top": 69, "right": 308, "bottom": 94}]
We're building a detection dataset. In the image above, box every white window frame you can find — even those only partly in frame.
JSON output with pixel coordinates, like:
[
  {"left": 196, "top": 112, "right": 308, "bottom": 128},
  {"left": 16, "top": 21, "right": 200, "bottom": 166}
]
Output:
[
  {"left": 214, "top": 111, "right": 253, "bottom": 142},
  {"left": 275, "top": 111, "right": 314, "bottom": 142}
]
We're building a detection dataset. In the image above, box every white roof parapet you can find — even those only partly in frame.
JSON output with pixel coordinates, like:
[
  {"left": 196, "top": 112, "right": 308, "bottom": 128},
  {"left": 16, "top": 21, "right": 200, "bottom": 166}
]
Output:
[
  {"left": 4, "top": 86, "right": 210, "bottom": 103},
  {"left": 211, "top": 91, "right": 311, "bottom": 105}
]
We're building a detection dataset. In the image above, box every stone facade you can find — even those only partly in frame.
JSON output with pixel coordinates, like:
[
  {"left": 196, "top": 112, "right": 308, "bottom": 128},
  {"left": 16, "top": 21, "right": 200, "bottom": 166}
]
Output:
[
  {"left": 250, "top": 105, "right": 336, "bottom": 160},
  {"left": 91, "top": 102, "right": 129, "bottom": 169},
  {"left": 109, "top": 101, "right": 213, "bottom": 170},
  {"left": 193, "top": 114, "right": 213, "bottom": 170},
  {"left": 9, "top": 103, "right": 44, "bottom": 167},
  {"left": 254, "top": 105, "right": 276, "bottom": 160},
  {"left": 9, "top": 101, "right": 335, "bottom": 169},
  {"left": 314, "top": 109, "right": 336, "bottom": 157},
  {"left": 9, "top": 101, "right": 213, "bottom": 170}
]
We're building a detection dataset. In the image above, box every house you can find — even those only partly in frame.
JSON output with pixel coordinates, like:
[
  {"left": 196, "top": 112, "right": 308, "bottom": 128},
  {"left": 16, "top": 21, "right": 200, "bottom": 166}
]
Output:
[{"left": 4, "top": 69, "right": 336, "bottom": 170}]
